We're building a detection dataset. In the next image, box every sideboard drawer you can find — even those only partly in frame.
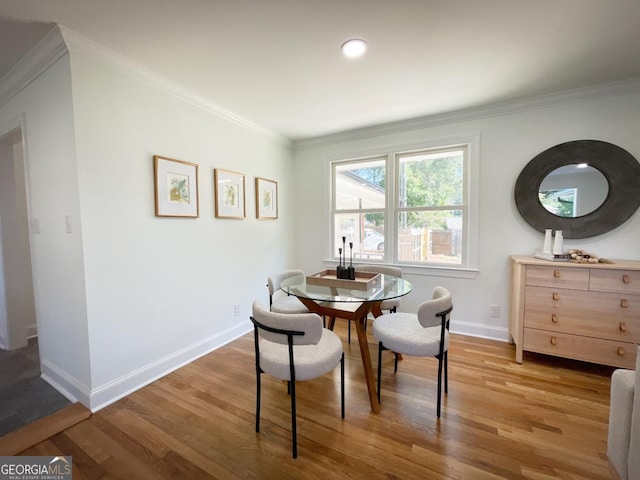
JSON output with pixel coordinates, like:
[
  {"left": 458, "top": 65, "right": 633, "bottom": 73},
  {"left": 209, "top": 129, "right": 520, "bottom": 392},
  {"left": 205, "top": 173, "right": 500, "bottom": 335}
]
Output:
[
  {"left": 590, "top": 269, "right": 640, "bottom": 295},
  {"left": 523, "top": 328, "right": 637, "bottom": 369},
  {"left": 524, "top": 287, "right": 640, "bottom": 342},
  {"left": 525, "top": 265, "right": 589, "bottom": 290}
]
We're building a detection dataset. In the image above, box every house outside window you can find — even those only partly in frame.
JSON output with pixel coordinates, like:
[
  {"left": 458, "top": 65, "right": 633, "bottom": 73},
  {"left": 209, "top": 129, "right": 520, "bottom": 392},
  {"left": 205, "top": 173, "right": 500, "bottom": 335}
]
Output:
[{"left": 331, "top": 140, "right": 476, "bottom": 271}]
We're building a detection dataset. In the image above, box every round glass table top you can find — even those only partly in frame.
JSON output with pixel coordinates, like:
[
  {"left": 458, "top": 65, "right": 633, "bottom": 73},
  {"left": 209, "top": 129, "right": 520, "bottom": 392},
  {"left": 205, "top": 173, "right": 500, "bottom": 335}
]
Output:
[{"left": 280, "top": 271, "right": 412, "bottom": 303}]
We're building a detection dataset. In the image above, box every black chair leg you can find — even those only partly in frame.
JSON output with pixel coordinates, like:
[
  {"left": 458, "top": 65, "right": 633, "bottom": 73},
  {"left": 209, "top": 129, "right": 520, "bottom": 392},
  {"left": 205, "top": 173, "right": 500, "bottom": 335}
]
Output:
[
  {"left": 256, "top": 372, "right": 261, "bottom": 432},
  {"left": 377, "top": 342, "right": 383, "bottom": 403},
  {"left": 340, "top": 352, "right": 345, "bottom": 418},
  {"left": 444, "top": 350, "right": 449, "bottom": 394},
  {"left": 290, "top": 379, "right": 297, "bottom": 459},
  {"left": 436, "top": 355, "right": 443, "bottom": 418},
  {"left": 393, "top": 353, "right": 399, "bottom": 373},
  {"left": 348, "top": 321, "right": 351, "bottom": 344}
]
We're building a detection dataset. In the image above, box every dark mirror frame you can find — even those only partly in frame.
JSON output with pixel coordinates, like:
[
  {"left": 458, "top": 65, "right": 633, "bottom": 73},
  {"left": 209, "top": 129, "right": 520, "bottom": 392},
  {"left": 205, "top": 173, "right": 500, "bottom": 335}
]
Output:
[{"left": 514, "top": 140, "right": 640, "bottom": 239}]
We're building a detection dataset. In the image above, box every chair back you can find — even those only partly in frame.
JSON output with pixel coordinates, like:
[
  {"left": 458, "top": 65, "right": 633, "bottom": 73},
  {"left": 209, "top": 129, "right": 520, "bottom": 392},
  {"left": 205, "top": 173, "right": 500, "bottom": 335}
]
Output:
[
  {"left": 251, "top": 302, "right": 322, "bottom": 346},
  {"left": 355, "top": 264, "right": 402, "bottom": 278},
  {"left": 417, "top": 286, "right": 453, "bottom": 328},
  {"left": 267, "top": 270, "right": 304, "bottom": 296},
  {"left": 355, "top": 265, "right": 402, "bottom": 311}
]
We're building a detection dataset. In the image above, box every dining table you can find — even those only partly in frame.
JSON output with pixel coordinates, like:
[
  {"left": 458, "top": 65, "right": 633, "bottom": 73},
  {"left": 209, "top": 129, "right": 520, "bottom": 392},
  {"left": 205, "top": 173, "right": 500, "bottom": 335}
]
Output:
[{"left": 280, "top": 270, "right": 412, "bottom": 413}]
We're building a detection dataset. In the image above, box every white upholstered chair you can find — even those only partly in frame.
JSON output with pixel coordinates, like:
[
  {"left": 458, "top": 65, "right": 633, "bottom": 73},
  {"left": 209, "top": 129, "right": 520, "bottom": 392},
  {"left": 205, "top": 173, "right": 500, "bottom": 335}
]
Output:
[
  {"left": 267, "top": 270, "right": 309, "bottom": 314},
  {"left": 608, "top": 346, "right": 640, "bottom": 480},
  {"left": 373, "top": 286, "right": 453, "bottom": 418},
  {"left": 250, "top": 302, "right": 344, "bottom": 459},
  {"left": 355, "top": 264, "right": 403, "bottom": 314}
]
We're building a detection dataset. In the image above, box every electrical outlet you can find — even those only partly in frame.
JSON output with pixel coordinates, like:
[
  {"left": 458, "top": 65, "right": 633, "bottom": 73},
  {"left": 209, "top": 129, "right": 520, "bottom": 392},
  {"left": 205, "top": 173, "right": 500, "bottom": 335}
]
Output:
[
  {"left": 489, "top": 305, "right": 501, "bottom": 318},
  {"left": 234, "top": 304, "right": 240, "bottom": 317}
]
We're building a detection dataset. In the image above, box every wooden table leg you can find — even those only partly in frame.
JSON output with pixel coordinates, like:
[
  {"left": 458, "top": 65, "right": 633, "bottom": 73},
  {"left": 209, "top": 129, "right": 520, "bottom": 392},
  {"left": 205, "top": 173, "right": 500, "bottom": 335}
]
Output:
[{"left": 354, "top": 305, "right": 380, "bottom": 413}]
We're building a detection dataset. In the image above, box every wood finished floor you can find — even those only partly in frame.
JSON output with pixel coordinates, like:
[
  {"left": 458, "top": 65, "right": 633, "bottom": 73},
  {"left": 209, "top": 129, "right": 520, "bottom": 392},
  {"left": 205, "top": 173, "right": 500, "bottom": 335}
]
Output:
[{"left": 16, "top": 323, "right": 616, "bottom": 479}]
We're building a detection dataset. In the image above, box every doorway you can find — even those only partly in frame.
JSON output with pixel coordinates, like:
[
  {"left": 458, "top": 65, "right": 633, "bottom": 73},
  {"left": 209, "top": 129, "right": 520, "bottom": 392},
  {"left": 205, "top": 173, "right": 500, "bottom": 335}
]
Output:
[
  {"left": 0, "top": 127, "right": 69, "bottom": 436},
  {"left": 0, "top": 127, "right": 36, "bottom": 351}
]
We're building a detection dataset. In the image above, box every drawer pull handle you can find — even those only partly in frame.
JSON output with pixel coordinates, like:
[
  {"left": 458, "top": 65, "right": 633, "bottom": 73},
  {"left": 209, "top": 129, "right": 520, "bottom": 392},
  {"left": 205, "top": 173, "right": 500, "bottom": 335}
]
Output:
[
  {"left": 552, "top": 292, "right": 560, "bottom": 301},
  {"left": 623, "top": 274, "right": 631, "bottom": 284},
  {"left": 620, "top": 322, "right": 627, "bottom": 332},
  {"left": 554, "top": 270, "right": 561, "bottom": 278},
  {"left": 618, "top": 347, "right": 625, "bottom": 356},
  {"left": 551, "top": 314, "right": 558, "bottom": 323},
  {"left": 621, "top": 298, "right": 629, "bottom": 308},
  {"left": 550, "top": 336, "right": 557, "bottom": 346}
]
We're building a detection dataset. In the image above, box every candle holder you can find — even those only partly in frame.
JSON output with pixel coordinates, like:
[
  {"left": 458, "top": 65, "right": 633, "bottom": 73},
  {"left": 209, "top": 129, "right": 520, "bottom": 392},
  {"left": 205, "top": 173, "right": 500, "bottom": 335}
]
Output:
[
  {"left": 336, "top": 237, "right": 350, "bottom": 279},
  {"left": 347, "top": 242, "right": 355, "bottom": 279}
]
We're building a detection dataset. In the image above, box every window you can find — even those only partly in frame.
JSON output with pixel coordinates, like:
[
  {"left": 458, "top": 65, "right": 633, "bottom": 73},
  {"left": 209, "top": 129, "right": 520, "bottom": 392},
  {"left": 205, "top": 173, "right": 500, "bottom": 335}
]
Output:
[
  {"left": 331, "top": 141, "right": 475, "bottom": 270},
  {"left": 332, "top": 157, "right": 386, "bottom": 261}
]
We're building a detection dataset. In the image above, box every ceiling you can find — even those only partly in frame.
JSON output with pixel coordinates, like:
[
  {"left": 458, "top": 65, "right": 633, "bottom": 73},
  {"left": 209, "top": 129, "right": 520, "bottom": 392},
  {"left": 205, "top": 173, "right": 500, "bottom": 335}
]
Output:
[{"left": 1, "top": 0, "right": 640, "bottom": 141}]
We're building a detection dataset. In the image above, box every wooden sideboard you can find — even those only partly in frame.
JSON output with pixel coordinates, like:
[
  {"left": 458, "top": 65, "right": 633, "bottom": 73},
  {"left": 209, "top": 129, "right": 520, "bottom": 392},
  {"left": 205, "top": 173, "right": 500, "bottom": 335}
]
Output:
[{"left": 510, "top": 255, "right": 640, "bottom": 368}]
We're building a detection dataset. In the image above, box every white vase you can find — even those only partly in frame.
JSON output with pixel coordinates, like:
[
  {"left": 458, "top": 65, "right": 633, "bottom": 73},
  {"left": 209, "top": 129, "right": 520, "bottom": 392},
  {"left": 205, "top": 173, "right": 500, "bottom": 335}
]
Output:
[
  {"left": 543, "top": 229, "right": 553, "bottom": 253},
  {"left": 552, "top": 230, "right": 564, "bottom": 254}
]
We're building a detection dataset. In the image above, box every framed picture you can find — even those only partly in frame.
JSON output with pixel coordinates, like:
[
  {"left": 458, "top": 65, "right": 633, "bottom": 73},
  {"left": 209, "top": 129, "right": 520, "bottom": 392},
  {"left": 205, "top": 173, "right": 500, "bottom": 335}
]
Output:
[
  {"left": 214, "top": 168, "right": 246, "bottom": 219},
  {"left": 255, "top": 177, "right": 278, "bottom": 219},
  {"left": 153, "top": 155, "right": 199, "bottom": 217}
]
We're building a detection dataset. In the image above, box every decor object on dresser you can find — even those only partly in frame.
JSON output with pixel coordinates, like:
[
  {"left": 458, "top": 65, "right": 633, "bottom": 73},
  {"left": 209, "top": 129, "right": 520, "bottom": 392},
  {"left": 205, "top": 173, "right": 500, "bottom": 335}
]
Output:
[
  {"left": 608, "top": 346, "right": 640, "bottom": 480},
  {"left": 255, "top": 177, "right": 278, "bottom": 219},
  {"left": 514, "top": 140, "right": 640, "bottom": 238},
  {"left": 250, "top": 302, "right": 344, "bottom": 459},
  {"left": 510, "top": 256, "right": 640, "bottom": 368},
  {"left": 153, "top": 155, "right": 199, "bottom": 217},
  {"left": 373, "top": 286, "right": 453, "bottom": 417},
  {"left": 214, "top": 168, "right": 245, "bottom": 219},
  {"left": 567, "top": 249, "right": 613, "bottom": 264}
]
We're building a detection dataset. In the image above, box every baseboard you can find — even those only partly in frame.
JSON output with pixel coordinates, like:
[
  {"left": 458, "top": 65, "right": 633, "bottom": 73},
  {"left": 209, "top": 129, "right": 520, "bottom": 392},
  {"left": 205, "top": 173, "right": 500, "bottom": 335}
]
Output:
[
  {"left": 26, "top": 323, "right": 37, "bottom": 338},
  {"left": 40, "top": 359, "right": 89, "bottom": 405},
  {"left": 88, "top": 322, "right": 251, "bottom": 412},
  {"left": 450, "top": 320, "right": 510, "bottom": 342}
]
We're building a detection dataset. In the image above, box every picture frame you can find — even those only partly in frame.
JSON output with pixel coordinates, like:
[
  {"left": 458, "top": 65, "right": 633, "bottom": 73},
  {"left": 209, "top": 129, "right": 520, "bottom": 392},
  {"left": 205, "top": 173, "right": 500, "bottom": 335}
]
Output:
[
  {"left": 255, "top": 177, "right": 278, "bottom": 219},
  {"left": 214, "top": 168, "right": 246, "bottom": 219},
  {"left": 153, "top": 155, "right": 199, "bottom": 217}
]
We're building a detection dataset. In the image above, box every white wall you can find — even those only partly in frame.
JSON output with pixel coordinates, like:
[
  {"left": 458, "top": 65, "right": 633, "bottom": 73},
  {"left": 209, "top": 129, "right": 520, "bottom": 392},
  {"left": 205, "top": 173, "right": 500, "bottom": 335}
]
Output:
[
  {"left": 292, "top": 89, "right": 640, "bottom": 341},
  {"left": 67, "top": 51, "right": 295, "bottom": 409}
]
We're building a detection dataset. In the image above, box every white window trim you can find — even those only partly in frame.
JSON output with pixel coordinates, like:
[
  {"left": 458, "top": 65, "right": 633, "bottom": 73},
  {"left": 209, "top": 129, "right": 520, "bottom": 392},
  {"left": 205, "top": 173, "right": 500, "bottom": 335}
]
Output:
[{"left": 323, "top": 133, "right": 480, "bottom": 279}]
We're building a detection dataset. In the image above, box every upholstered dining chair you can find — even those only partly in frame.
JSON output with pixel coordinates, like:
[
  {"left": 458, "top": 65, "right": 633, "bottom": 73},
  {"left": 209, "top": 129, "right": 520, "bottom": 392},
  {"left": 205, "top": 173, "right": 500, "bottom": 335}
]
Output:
[
  {"left": 250, "top": 302, "right": 345, "bottom": 458},
  {"left": 267, "top": 270, "right": 309, "bottom": 314},
  {"left": 373, "top": 286, "right": 453, "bottom": 418},
  {"left": 337, "top": 264, "right": 403, "bottom": 343}
]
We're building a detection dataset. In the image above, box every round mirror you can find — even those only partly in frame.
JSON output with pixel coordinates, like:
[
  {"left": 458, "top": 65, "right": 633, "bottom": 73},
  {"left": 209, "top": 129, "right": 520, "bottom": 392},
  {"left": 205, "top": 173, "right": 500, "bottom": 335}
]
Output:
[
  {"left": 538, "top": 164, "right": 609, "bottom": 218},
  {"left": 514, "top": 140, "right": 640, "bottom": 239}
]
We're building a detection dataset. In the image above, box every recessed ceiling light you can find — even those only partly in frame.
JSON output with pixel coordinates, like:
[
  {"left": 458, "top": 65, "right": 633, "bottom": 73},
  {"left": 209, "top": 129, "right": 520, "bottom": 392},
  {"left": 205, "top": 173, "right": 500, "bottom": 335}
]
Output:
[{"left": 341, "top": 39, "right": 367, "bottom": 58}]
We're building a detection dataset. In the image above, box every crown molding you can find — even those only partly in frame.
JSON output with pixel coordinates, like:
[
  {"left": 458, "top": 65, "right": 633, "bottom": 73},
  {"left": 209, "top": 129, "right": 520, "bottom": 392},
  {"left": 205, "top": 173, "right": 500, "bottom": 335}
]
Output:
[
  {"left": 293, "top": 77, "right": 640, "bottom": 151},
  {"left": 57, "top": 26, "right": 291, "bottom": 148},
  {"left": 0, "top": 24, "right": 290, "bottom": 148},
  {"left": 0, "top": 25, "right": 68, "bottom": 107}
]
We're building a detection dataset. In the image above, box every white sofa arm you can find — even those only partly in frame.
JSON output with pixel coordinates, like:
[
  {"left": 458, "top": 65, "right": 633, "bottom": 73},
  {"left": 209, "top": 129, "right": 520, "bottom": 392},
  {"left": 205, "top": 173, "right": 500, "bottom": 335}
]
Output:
[
  {"left": 628, "top": 348, "right": 640, "bottom": 480},
  {"left": 609, "top": 368, "right": 635, "bottom": 480}
]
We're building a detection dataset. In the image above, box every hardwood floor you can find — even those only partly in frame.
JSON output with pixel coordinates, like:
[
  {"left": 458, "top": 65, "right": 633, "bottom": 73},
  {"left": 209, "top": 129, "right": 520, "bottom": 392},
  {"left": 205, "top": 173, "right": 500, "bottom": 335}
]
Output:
[{"left": 15, "top": 323, "right": 615, "bottom": 479}]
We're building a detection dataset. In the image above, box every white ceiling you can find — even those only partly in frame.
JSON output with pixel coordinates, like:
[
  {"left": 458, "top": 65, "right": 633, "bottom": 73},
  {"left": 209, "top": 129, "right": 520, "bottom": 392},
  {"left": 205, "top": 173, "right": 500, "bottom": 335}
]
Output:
[{"left": 1, "top": 0, "right": 640, "bottom": 140}]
